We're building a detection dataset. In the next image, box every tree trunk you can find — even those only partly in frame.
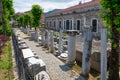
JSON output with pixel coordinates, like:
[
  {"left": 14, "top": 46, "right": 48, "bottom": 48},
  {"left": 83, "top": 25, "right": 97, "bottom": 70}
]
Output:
[{"left": 108, "top": 26, "right": 119, "bottom": 80}]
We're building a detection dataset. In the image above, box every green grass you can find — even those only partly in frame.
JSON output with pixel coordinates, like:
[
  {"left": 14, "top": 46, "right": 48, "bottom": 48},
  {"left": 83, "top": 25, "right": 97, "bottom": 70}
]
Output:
[{"left": 0, "top": 41, "right": 14, "bottom": 80}]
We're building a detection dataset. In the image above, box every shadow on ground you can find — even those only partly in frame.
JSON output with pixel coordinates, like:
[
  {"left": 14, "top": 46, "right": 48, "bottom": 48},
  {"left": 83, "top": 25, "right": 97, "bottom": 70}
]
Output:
[
  {"left": 59, "top": 64, "right": 71, "bottom": 72},
  {"left": 23, "top": 37, "right": 30, "bottom": 39}
]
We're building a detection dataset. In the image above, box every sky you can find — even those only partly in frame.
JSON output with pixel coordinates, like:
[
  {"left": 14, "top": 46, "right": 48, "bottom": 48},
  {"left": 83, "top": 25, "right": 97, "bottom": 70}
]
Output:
[{"left": 13, "top": 0, "right": 92, "bottom": 13}]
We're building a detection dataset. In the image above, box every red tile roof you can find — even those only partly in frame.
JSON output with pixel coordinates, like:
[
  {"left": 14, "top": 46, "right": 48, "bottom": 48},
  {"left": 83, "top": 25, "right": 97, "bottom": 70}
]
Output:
[{"left": 53, "top": 0, "right": 100, "bottom": 15}]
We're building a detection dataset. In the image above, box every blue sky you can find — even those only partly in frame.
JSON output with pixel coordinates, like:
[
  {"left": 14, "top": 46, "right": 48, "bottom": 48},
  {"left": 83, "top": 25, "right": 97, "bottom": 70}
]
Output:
[{"left": 13, "top": 0, "right": 91, "bottom": 13}]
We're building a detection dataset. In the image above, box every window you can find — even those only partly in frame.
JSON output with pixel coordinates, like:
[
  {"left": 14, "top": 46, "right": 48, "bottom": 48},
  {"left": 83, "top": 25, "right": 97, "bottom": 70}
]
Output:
[
  {"left": 76, "top": 20, "right": 81, "bottom": 30},
  {"left": 92, "top": 19, "right": 98, "bottom": 32},
  {"left": 64, "top": 21, "right": 66, "bottom": 30},
  {"left": 50, "top": 21, "right": 52, "bottom": 27},
  {"left": 54, "top": 21, "right": 56, "bottom": 27},
  {"left": 59, "top": 21, "right": 62, "bottom": 29},
  {"left": 70, "top": 20, "right": 72, "bottom": 30},
  {"left": 66, "top": 20, "right": 69, "bottom": 30},
  {"left": 47, "top": 22, "right": 48, "bottom": 27}
]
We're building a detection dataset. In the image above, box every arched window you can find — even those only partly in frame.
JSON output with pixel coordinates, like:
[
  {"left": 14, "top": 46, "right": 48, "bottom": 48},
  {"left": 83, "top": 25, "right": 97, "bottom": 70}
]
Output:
[
  {"left": 76, "top": 19, "right": 81, "bottom": 30},
  {"left": 66, "top": 20, "right": 69, "bottom": 30},
  {"left": 91, "top": 18, "right": 98, "bottom": 32}
]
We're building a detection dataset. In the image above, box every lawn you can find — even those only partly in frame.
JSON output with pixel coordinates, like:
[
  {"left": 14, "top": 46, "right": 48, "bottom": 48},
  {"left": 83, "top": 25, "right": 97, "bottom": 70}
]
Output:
[{"left": 0, "top": 41, "right": 14, "bottom": 80}]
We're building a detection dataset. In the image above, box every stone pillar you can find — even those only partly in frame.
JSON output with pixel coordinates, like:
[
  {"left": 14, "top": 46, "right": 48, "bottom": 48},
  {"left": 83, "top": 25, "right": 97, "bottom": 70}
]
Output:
[
  {"left": 66, "top": 30, "right": 79, "bottom": 65},
  {"left": 62, "top": 19, "right": 64, "bottom": 30},
  {"left": 57, "top": 30, "right": 63, "bottom": 55},
  {"left": 35, "top": 30, "right": 40, "bottom": 41},
  {"left": 56, "top": 18, "right": 58, "bottom": 30},
  {"left": 41, "top": 30, "right": 44, "bottom": 45},
  {"left": 42, "top": 30, "right": 46, "bottom": 46},
  {"left": 100, "top": 28, "right": 107, "bottom": 80},
  {"left": 50, "top": 31, "right": 54, "bottom": 53},
  {"left": 46, "top": 30, "right": 50, "bottom": 48},
  {"left": 27, "top": 27, "right": 30, "bottom": 34},
  {"left": 84, "top": 16, "right": 86, "bottom": 27},
  {"left": 81, "top": 28, "right": 93, "bottom": 80},
  {"left": 72, "top": 17, "right": 74, "bottom": 30}
]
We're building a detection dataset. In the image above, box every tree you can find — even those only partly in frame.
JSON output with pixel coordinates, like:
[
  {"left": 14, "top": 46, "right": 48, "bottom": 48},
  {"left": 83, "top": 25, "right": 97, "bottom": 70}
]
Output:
[
  {"left": 100, "top": 0, "right": 120, "bottom": 80},
  {"left": 23, "top": 13, "right": 32, "bottom": 28},
  {"left": 31, "top": 4, "right": 43, "bottom": 30},
  {"left": 17, "top": 15, "right": 24, "bottom": 27},
  {"left": 2, "top": 0, "right": 14, "bottom": 36}
]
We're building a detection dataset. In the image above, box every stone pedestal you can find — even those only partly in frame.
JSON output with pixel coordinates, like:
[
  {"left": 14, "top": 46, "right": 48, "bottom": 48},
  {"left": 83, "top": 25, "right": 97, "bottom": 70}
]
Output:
[
  {"left": 81, "top": 28, "right": 93, "bottom": 80},
  {"left": 66, "top": 30, "right": 79, "bottom": 65}
]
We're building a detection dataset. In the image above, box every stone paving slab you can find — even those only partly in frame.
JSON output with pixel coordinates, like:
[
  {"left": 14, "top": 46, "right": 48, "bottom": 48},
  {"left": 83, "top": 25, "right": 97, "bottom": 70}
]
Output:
[{"left": 17, "top": 29, "right": 79, "bottom": 80}]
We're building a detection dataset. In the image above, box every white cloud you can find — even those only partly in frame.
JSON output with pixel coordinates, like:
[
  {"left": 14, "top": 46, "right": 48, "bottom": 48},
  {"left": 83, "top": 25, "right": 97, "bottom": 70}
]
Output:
[{"left": 13, "top": 0, "right": 92, "bottom": 13}]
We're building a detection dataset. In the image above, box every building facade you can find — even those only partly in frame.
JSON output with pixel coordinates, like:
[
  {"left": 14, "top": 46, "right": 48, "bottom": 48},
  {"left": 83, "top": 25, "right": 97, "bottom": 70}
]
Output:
[{"left": 45, "top": 0, "right": 103, "bottom": 34}]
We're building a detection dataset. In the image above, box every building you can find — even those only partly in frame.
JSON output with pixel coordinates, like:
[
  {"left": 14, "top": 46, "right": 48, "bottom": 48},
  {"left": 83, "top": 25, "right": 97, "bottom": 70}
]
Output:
[{"left": 45, "top": 0, "right": 102, "bottom": 34}]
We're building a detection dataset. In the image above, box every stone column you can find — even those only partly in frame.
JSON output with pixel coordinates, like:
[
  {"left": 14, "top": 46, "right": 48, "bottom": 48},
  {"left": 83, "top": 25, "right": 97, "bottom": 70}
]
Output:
[
  {"left": 66, "top": 30, "right": 79, "bottom": 65},
  {"left": 72, "top": 17, "right": 74, "bottom": 30},
  {"left": 46, "top": 30, "right": 50, "bottom": 48},
  {"left": 27, "top": 27, "right": 30, "bottom": 34},
  {"left": 57, "top": 30, "right": 63, "bottom": 55},
  {"left": 62, "top": 19, "right": 64, "bottom": 30},
  {"left": 35, "top": 30, "right": 39, "bottom": 41},
  {"left": 42, "top": 30, "right": 46, "bottom": 46},
  {"left": 100, "top": 28, "right": 107, "bottom": 80},
  {"left": 41, "top": 30, "right": 44, "bottom": 46},
  {"left": 56, "top": 18, "right": 58, "bottom": 30},
  {"left": 44, "top": 30, "right": 48, "bottom": 47},
  {"left": 84, "top": 16, "right": 86, "bottom": 27},
  {"left": 50, "top": 31, "right": 54, "bottom": 53},
  {"left": 81, "top": 28, "right": 93, "bottom": 80}
]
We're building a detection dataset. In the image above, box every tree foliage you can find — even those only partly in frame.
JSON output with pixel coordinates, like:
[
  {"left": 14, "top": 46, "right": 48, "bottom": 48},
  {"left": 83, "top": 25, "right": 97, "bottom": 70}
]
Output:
[
  {"left": 100, "top": 0, "right": 120, "bottom": 80},
  {"left": 31, "top": 4, "right": 43, "bottom": 30},
  {"left": 17, "top": 13, "right": 32, "bottom": 28},
  {"left": 17, "top": 15, "right": 24, "bottom": 27},
  {"left": 23, "top": 13, "right": 32, "bottom": 27},
  {"left": 1, "top": 0, "right": 15, "bottom": 36}
]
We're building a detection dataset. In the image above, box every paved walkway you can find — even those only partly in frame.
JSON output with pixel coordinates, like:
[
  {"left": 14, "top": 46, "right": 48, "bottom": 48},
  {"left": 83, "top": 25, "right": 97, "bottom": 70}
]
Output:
[{"left": 17, "top": 29, "right": 79, "bottom": 80}]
